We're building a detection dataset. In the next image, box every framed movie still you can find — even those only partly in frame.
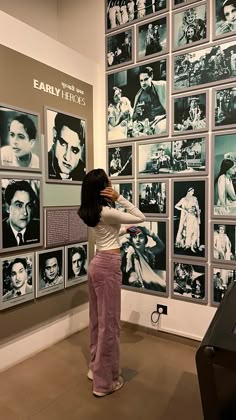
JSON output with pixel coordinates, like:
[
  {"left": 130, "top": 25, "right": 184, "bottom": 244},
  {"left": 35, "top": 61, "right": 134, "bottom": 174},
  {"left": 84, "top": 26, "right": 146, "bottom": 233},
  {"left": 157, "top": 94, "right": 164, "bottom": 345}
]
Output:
[
  {"left": 107, "top": 57, "right": 168, "bottom": 142},
  {"left": 172, "top": 178, "right": 207, "bottom": 260},
  {"left": 121, "top": 219, "right": 169, "bottom": 297},
  {"left": 172, "top": 260, "right": 207, "bottom": 304},
  {"left": 36, "top": 247, "right": 64, "bottom": 298},
  {"left": 172, "top": 91, "right": 209, "bottom": 136},
  {"left": 45, "top": 107, "right": 87, "bottom": 185},
  {"left": 107, "top": 143, "right": 134, "bottom": 179},
  {"left": 137, "top": 135, "right": 208, "bottom": 178},
  {"left": 106, "top": 0, "right": 169, "bottom": 33},
  {"left": 211, "top": 265, "right": 236, "bottom": 307},
  {"left": 112, "top": 180, "right": 135, "bottom": 210},
  {"left": 0, "top": 253, "right": 34, "bottom": 310},
  {"left": 137, "top": 180, "right": 169, "bottom": 217},
  {"left": 211, "top": 221, "right": 236, "bottom": 264},
  {"left": 65, "top": 242, "right": 88, "bottom": 288},
  {"left": 212, "top": 84, "right": 236, "bottom": 130},
  {"left": 213, "top": 0, "right": 236, "bottom": 41},
  {"left": 173, "top": 38, "right": 236, "bottom": 93},
  {"left": 136, "top": 15, "right": 169, "bottom": 62},
  {"left": 0, "top": 104, "right": 41, "bottom": 172},
  {"left": 212, "top": 131, "right": 236, "bottom": 218},
  {"left": 106, "top": 27, "right": 134, "bottom": 71},
  {"left": 172, "top": 2, "right": 209, "bottom": 52},
  {"left": 172, "top": 0, "right": 198, "bottom": 11}
]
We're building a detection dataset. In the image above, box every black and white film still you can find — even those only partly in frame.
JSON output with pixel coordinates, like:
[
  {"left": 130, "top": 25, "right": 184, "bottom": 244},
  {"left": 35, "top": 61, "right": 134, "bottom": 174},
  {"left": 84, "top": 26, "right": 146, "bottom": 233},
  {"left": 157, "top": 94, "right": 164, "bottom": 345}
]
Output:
[
  {"left": 172, "top": 91, "right": 208, "bottom": 136},
  {"left": 65, "top": 242, "right": 88, "bottom": 288},
  {"left": 211, "top": 265, "right": 236, "bottom": 306},
  {"left": 212, "top": 84, "right": 236, "bottom": 130},
  {"left": 136, "top": 14, "right": 169, "bottom": 62},
  {"left": 112, "top": 181, "right": 135, "bottom": 211},
  {"left": 106, "top": 27, "right": 134, "bottom": 71},
  {"left": 172, "top": 0, "right": 198, "bottom": 11},
  {"left": 172, "top": 260, "right": 207, "bottom": 304},
  {"left": 213, "top": 0, "right": 236, "bottom": 41},
  {"left": 107, "top": 143, "right": 134, "bottom": 178},
  {"left": 137, "top": 180, "right": 169, "bottom": 217},
  {"left": 36, "top": 247, "right": 64, "bottom": 298},
  {"left": 211, "top": 221, "right": 236, "bottom": 264}
]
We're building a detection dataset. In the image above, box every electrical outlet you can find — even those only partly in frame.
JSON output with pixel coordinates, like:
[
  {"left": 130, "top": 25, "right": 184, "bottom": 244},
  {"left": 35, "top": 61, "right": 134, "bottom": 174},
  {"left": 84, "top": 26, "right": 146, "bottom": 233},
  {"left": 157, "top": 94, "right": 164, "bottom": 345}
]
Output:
[{"left": 157, "top": 304, "right": 168, "bottom": 315}]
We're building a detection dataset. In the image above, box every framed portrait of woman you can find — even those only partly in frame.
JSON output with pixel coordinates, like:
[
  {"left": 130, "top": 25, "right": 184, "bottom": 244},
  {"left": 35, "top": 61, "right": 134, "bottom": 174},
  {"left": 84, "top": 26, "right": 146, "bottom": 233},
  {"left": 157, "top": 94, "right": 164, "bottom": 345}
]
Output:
[
  {"left": 211, "top": 265, "right": 236, "bottom": 306},
  {"left": 172, "top": 178, "right": 207, "bottom": 260},
  {"left": 136, "top": 14, "right": 169, "bottom": 62},
  {"left": 212, "top": 84, "right": 236, "bottom": 130},
  {"left": 106, "top": 27, "right": 134, "bottom": 71},
  {"left": 137, "top": 180, "right": 169, "bottom": 217},
  {"left": 171, "top": 260, "right": 207, "bottom": 304},
  {"left": 211, "top": 221, "right": 236, "bottom": 264},
  {"left": 213, "top": 0, "right": 236, "bottom": 41}
]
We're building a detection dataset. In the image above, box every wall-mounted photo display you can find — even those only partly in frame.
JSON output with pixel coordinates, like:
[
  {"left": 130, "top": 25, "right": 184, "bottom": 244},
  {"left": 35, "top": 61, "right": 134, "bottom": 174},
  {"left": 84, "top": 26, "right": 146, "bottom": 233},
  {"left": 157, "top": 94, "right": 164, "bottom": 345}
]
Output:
[
  {"left": 172, "top": 91, "right": 208, "bottom": 135},
  {"left": 172, "top": 179, "right": 207, "bottom": 260},
  {"left": 121, "top": 219, "right": 168, "bottom": 296},
  {"left": 45, "top": 107, "right": 87, "bottom": 185},
  {"left": 136, "top": 14, "right": 169, "bottom": 62},
  {"left": 112, "top": 180, "right": 135, "bottom": 210},
  {"left": 172, "top": 0, "right": 198, "bottom": 10},
  {"left": 107, "top": 143, "right": 134, "bottom": 178},
  {"left": 137, "top": 180, "right": 169, "bottom": 217},
  {"left": 211, "top": 221, "right": 236, "bottom": 264},
  {"left": 173, "top": 38, "right": 236, "bottom": 93},
  {"left": 172, "top": 260, "right": 207, "bottom": 304},
  {"left": 212, "top": 131, "right": 236, "bottom": 218},
  {"left": 211, "top": 265, "right": 236, "bottom": 306},
  {"left": 137, "top": 135, "right": 208, "bottom": 177},
  {"left": 1, "top": 176, "right": 42, "bottom": 252},
  {"left": 36, "top": 247, "right": 64, "bottom": 298},
  {"left": 172, "top": 2, "right": 209, "bottom": 52},
  {"left": 0, "top": 104, "right": 41, "bottom": 172},
  {"left": 106, "top": 27, "right": 134, "bottom": 71},
  {"left": 0, "top": 253, "right": 34, "bottom": 310},
  {"left": 107, "top": 57, "right": 168, "bottom": 142},
  {"left": 65, "top": 242, "right": 88, "bottom": 288},
  {"left": 212, "top": 84, "right": 236, "bottom": 130},
  {"left": 106, "top": 0, "right": 169, "bottom": 33},
  {"left": 213, "top": 0, "right": 236, "bottom": 41}
]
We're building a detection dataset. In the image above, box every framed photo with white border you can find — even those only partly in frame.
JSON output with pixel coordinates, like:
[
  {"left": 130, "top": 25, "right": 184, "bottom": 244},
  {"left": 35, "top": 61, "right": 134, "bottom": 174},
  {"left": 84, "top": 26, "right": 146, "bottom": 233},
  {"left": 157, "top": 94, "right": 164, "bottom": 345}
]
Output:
[
  {"left": 211, "top": 221, "right": 236, "bottom": 264},
  {"left": 106, "top": 26, "right": 134, "bottom": 71},
  {"left": 107, "top": 142, "right": 135, "bottom": 179},
  {"left": 136, "top": 14, "right": 169, "bottom": 62},
  {"left": 213, "top": 0, "right": 236, "bottom": 41},
  {"left": 36, "top": 247, "right": 64, "bottom": 298},
  {"left": 137, "top": 179, "right": 169, "bottom": 217},
  {"left": 172, "top": 0, "right": 198, "bottom": 11},
  {"left": 212, "top": 83, "right": 236, "bottom": 131},
  {"left": 112, "top": 180, "right": 135, "bottom": 209},
  {"left": 65, "top": 242, "right": 88, "bottom": 288},
  {"left": 211, "top": 264, "right": 236, "bottom": 307}
]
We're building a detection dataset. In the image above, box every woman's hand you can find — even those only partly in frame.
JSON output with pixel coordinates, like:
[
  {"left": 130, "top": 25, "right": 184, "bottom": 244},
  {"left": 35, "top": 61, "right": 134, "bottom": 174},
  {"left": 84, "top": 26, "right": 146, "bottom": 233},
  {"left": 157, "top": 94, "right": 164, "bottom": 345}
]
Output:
[{"left": 100, "top": 187, "right": 119, "bottom": 202}]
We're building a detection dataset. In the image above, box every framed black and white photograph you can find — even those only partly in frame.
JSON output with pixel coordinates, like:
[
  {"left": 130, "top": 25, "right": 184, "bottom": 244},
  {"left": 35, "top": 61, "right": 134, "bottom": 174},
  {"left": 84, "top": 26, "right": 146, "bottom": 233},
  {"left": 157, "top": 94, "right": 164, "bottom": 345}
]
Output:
[
  {"left": 137, "top": 135, "right": 208, "bottom": 177},
  {"left": 106, "top": 0, "right": 169, "bottom": 33},
  {"left": 212, "top": 84, "right": 236, "bottom": 130},
  {"left": 0, "top": 104, "right": 41, "bottom": 172},
  {"left": 172, "top": 260, "right": 207, "bottom": 304},
  {"left": 172, "top": 0, "right": 198, "bottom": 10},
  {"left": 211, "top": 265, "right": 236, "bottom": 306},
  {"left": 212, "top": 131, "right": 236, "bottom": 218},
  {"left": 0, "top": 253, "right": 34, "bottom": 310},
  {"left": 107, "top": 143, "right": 134, "bottom": 178},
  {"left": 45, "top": 107, "right": 87, "bottom": 185},
  {"left": 112, "top": 180, "right": 135, "bottom": 210},
  {"left": 136, "top": 15, "right": 169, "bottom": 62},
  {"left": 65, "top": 242, "right": 88, "bottom": 288},
  {"left": 1, "top": 176, "right": 43, "bottom": 252},
  {"left": 211, "top": 221, "right": 236, "bottom": 264},
  {"left": 137, "top": 180, "right": 169, "bottom": 217},
  {"left": 213, "top": 0, "right": 236, "bottom": 41},
  {"left": 173, "top": 38, "right": 236, "bottom": 93},
  {"left": 36, "top": 247, "right": 64, "bottom": 298},
  {"left": 172, "top": 3, "right": 209, "bottom": 52},
  {"left": 121, "top": 219, "right": 169, "bottom": 296},
  {"left": 107, "top": 57, "right": 168, "bottom": 142},
  {"left": 172, "top": 91, "right": 208, "bottom": 136},
  {"left": 172, "top": 179, "right": 207, "bottom": 260},
  {"left": 106, "top": 27, "right": 134, "bottom": 70}
]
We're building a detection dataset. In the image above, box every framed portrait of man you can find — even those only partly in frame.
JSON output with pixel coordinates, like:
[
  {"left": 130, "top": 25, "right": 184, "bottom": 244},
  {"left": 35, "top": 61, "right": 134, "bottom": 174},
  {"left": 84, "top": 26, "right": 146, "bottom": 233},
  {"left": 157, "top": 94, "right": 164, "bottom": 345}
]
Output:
[
  {"left": 172, "top": 0, "right": 198, "bottom": 10},
  {"left": 0, "top": 104, "right": 41, "bottom": 172},
  {"left": 137, "top": 180, "right": 169, "bottom": 217},
  {"left": 107, "top": 57, "right": 168, "bottom": 142},
  {"left": 212, "top": 84, "right": 236, "bottom": 130},
  {"left": 112, "top": 180, "right": 135, "bottom": 210},
  {"left": 65, "top": 242, "right": 88, "bottom": 288},
  {"left": 136, "top": 15, "right": 169, "bottom": 62},
  {"left": 0, "top": 253, "right": 34, "bottom": 310},
  {"left": 211, "top": 265, "right": 236, "bottom": 306},
  {"left": 107, "top": 143, "right": 134, "bottom": 178},
  {"left": 36, "top": 247, "right": 64, "bottom": 298},
  {"left": 213, "top": 0, "right": 236, "bottom": 41},
  {"left": 211, "top": 221, "right": 236, "bottom": 264},
  {"left": 106, "top": 27, "right": 134, "bottom": 71},
  {"left": 172, "top": 260, "right": 207, "bottom": 304},
  {"left": 45, "top": 107, "right": 87, "bottom": 185}
]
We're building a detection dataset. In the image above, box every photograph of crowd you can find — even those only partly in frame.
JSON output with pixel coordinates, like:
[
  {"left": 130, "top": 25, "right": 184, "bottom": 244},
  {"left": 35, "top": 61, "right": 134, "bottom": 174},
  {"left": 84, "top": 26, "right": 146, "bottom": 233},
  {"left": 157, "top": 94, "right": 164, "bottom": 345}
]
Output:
[
  {"left": 121, "top": 220, "right": 168, "bottom": 295},
  {"left": 212, "top": 266, "right": 236, "bottom": 305},
  {"left": 138, "top": 181, "right": 168, "bottom": 216},
  {"left": 112, "top": 181, "right": 134, "bottom": 210},
  {"left": 107, "top": 144, "right": 134, "bottom": 178},
  {"left": 173, "top": 40, "right": 236, "bottom": 92},
  {"left": 106, "top": 0, "right": 168, "bottom": 32},
  {"left": 36, "top": 248, "right": 64, "bottom": 297},
  {"left": 173, "top": 3, "right": 208, "bottom": 51},
  {"left": 172, "top": 262, "right": 206, "bottom": 303},
  {"left": 214, "top": 0, "right": 236, "bottom": 40},
  {"left": 65, "top": 243, "right": 88, "bottom": 288},
  {"left": 106, "top": 28, "right": 133, "bottom": 70},
  {"left": 212, "top": 222, "right": 236, "bottom": 263},
  {"left": 173, "top": 0, "right": 197, "bottom": 9},
  {"left": 213, "top": 85, "right": 236, "bottom": 129},
  {"left": 172, "top": 92, "right": 208, "bottom": 135},
  {"left": 136, "top": 16, "right": 168, "bottom": 61},
  {"left": 107, "top": 59, "right": 167, "bottom": 141},
  {"left": 137, "top": 136, "right": 207, "bottom": 177}
]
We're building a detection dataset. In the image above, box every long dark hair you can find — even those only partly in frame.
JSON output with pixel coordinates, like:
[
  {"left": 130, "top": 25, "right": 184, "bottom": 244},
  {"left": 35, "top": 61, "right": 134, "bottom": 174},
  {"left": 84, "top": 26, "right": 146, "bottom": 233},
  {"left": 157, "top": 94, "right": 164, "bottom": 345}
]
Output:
[
  {"left": 78, "top": 169, "right": 109, "bottom": 227},
  {"left": 215, "top": 158, "right": 235, "bottom": 185}
]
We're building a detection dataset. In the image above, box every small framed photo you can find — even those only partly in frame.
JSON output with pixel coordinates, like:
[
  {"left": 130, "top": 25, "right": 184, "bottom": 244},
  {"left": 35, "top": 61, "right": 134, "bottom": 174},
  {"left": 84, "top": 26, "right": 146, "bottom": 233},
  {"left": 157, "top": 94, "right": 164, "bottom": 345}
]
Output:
[
  {"left": 137, "top": 180, "right": 169, "bottom": 217},
  {"left": 212, "top": 84, "right": 236, "bottom": 130},
  {"left": 172, "top": 91, "right": 209, "bottom": 136},
  {"left": 172, "top": 178, "right": 207, "bottom": 260},
  {"left": 172, "top": 260, "right": 207, "bottom": 304},
  {"left": 0, "top": 104, "right": 41, "bottom": 172},
  {"left": 136, "top": 14, "right": 169, "bottom": 62},
  {"left": 0, "top": 253, "right": 34, "bottom": 310},
  {"left": 106, "top": 27, "right": 134, "bottom": 70},
  {"left": 137, "top": 135, "right": 208, "bottom": 177},
  {"left": 211, "top": 221, "right": 236, "bottom": 264},
  {"left": 211, "top": 265, "right": 236, "bottom": 306},
  {"left": 172, "top": 0, "right": 198, "bottom": 10},
  {"left": 112, "top": 180, "right": 135, "bottom": 210},
  {"left": 213, "top": 0, "right": 236, "bottom": 41},
  {"left": 45, "top": 107, "right": 87, "bottom": 185},
  {"left": 172, "top": 3, "right": 209, "bottom": 52},
  {"left": 65, "top": 242, "right": 88, "bottom": 288},
  {"left": 36, "top": 247, "right": 64, "bottom": 298},
  {"left": 107, "top": 143, "right": 134, "bottom": 178},
  {"left": 121, "top": 219, "right": 169, "bottom": 297}
]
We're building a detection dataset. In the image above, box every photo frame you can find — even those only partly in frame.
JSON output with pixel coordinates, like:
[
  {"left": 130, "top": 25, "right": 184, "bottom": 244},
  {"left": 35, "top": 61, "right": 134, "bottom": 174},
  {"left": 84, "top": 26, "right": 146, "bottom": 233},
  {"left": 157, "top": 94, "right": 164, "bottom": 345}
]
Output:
[
  {"left": 36, "top": 247, "right": 64, "bottom": 298},
  {"left": 0, "top": 103, "right": 41, "bottom": 172},
  {"left": 172, "top": 178, "right": 207, "bottom": 260},
  {"left": 136, "top": 135, "right": 208, "bottom": 177},
  {"left": 0, "top": 253, "right": 34, "bottom": 310},
  {"left": 65, "top": 242, "right": 88, "bottom": 288},
  {"left": 106, "top": 26, "right": 134, "bottom": 71},
  {"left": 211, "top": 264, "right": 236, "bottom": 307},
  {"left": 211, "top": 221, "right": 236, "bottom": 264},
  {"left": 137, "top": 179, "right": 169, "bottom": 217},
  {"left": 44, "top": 106, "right": 87, "bottom": 185},
  {"left": 121, "top": 219, "right": 169, "bottom": 297},
  {"left": 171, "top": 259, "right": 207, "bottom": 304},
  {"left": 107, "top": 57, "right": 169, "bottom": 142},
  {"left": 136, "top": 14, "right": 169, "bottom": 62},
  {"left": 112, "top": 180, "right": 135, "bottom": 210},
  {"left": 107, "top": 142, "right": 135, "bottom": 178},
  {"left": 172, "top": 0, "right": 198, "bottom": 11},
  {"left": 213, "top": 0, "right": 236, "bottom": 41},
  {"left": 212, "top": 83, "right": 236, "bottom": 130}
]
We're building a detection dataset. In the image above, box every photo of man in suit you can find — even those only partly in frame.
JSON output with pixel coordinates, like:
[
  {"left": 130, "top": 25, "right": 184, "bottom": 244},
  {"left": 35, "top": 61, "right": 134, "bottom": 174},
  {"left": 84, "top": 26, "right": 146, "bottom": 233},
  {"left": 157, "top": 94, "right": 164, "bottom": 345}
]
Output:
[{"left": 2, "top": 257, "right": 33, "bottom": 301}]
